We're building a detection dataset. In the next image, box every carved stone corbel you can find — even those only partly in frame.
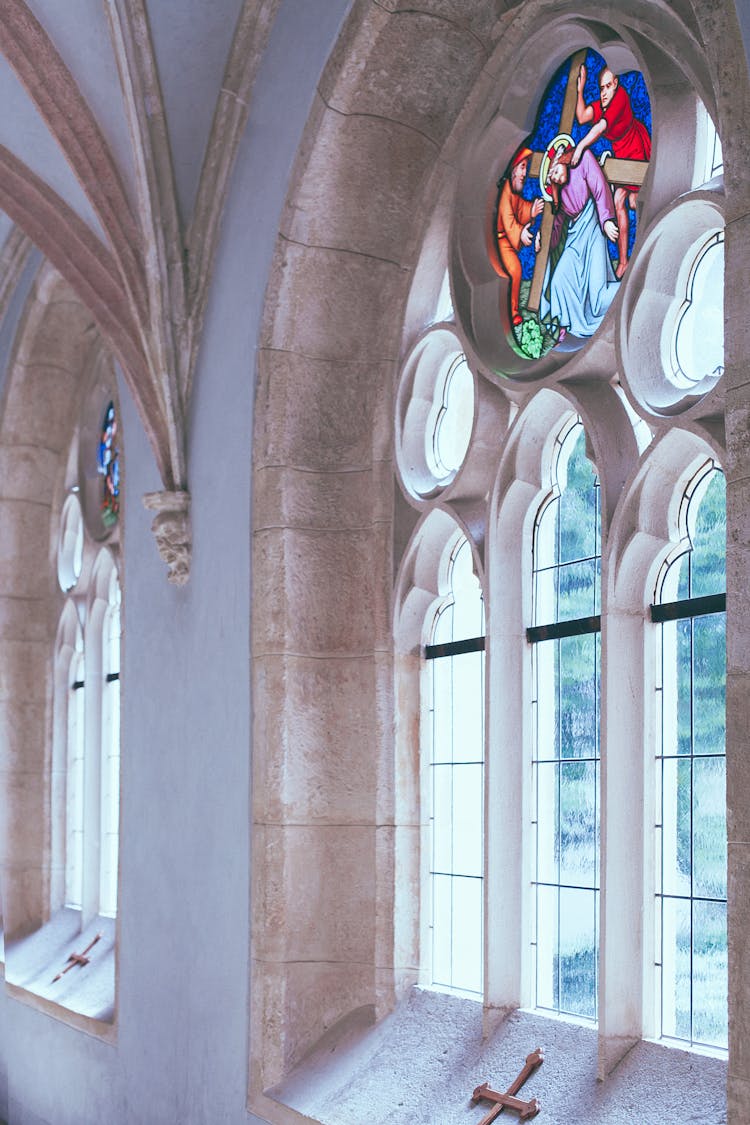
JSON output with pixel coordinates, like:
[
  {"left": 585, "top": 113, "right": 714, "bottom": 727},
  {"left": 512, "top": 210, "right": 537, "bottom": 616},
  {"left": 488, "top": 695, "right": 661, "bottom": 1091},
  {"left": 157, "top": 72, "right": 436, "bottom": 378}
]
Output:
[{"left": 142, "top": 490, "right": 191, "bottom": 586}]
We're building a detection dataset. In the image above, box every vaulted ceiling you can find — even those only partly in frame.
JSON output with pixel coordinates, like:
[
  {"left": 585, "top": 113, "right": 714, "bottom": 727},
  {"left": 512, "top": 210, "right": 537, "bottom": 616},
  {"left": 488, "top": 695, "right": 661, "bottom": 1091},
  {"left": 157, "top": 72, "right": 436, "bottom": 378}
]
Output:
[{"left": 0, "top": 0, "right": 281, "bottom": 579}]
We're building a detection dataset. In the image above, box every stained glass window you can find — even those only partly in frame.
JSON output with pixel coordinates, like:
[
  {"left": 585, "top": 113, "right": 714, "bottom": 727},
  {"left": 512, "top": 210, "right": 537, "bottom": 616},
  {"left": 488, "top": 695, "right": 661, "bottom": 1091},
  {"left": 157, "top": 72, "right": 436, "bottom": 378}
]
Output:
[
  {"left": 427, "top": 537, "right": 485, "bottom": 995},
  {"left": 530, "top": 418, "right": 600, "bottom": 1020},
  {"left": 98, "top": 401, "right": 120, "bottom": 528},
  {"left": 493, "top": 48, "right": 651, "bottom": 358},
  {"left": 654, "top": 463, "right": 727, "bottom": 1049}
]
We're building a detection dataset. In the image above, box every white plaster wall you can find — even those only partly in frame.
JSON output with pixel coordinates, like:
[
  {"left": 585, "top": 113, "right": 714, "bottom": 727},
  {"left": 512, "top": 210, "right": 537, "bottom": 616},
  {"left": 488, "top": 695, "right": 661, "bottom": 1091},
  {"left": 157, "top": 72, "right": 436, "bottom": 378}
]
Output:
[
  {"left": 0, "top": 2, "right": 351, "bottom": 1122},
  {"left": 0, "top": 967, "right": 7, "bottom": 1123}
]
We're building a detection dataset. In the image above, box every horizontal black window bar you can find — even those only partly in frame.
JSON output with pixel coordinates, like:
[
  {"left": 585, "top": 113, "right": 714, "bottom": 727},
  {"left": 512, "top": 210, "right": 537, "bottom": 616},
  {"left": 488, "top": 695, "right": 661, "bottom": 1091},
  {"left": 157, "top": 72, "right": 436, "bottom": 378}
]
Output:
[
  {"left": 650, "top": 592, "right": 726, "bottom": 623},
  {"left": 526, "top": 614, "right": 600, "bottom": 644},
  {"left": 106, "top": 672, "right": 120, "bottom": 683},
  {"left": 425, "top": 635, "right": 485, "bottom": 660},
  {"left": 72, "top": 679, "right": 84, "bottom": 690}
]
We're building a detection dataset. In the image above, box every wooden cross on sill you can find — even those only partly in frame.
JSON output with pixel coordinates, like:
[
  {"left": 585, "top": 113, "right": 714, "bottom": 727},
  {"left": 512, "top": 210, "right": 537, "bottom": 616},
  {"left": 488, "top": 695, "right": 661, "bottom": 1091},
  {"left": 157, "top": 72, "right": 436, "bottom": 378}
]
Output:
[
  {"left": 52, "top": 931, "right": 102, "bottom": 983},
  {"left": 471, "top": 1047, "right": 544, "bottom": 1123},
  {"left": 525, "top": 48, "right": 650, "bottom": 312}
]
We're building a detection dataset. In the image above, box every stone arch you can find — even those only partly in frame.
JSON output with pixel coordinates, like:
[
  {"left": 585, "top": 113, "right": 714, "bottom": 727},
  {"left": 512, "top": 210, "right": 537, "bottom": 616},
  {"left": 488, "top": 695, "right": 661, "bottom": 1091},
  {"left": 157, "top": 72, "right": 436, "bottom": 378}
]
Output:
[
  {"left": 0, "top": 262, "right": 110, "bottom": 942},
  {"left": 250, "top": 0, "right": 743, "bottom": 1108},
  {"left": 251, "top": 2, "right": 507, "bottom": 1102}
]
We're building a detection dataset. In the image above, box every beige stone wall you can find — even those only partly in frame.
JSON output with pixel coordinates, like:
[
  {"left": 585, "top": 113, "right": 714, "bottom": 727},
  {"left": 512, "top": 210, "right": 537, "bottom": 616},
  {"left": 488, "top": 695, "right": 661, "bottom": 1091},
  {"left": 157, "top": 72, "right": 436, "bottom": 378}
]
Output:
[{"left": 696, "top": 2, "right": 750, "bottom": 1119}]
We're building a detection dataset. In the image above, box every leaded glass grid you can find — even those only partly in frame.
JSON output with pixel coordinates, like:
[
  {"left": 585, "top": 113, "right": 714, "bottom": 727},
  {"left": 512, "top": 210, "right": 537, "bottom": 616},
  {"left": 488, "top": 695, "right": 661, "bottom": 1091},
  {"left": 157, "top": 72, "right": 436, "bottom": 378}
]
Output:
[
  {"left": 530, "top": 418, "right": 601, "bottom": 1020},
  {"left": 427, "top": 536, "right": 485, "bottom": 996},
  {"left": 654, "top": 463, "right": 727, "bottom": 1050}
]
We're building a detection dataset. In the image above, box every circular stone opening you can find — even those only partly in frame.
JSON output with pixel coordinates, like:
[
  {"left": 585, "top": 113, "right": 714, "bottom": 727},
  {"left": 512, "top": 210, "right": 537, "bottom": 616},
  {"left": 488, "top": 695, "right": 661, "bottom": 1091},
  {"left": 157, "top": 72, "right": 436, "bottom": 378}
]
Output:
[
  {"left": 397, "top": 328, "right": 475, "bottom": 500},
  {"left": 667, "top": 231, "right": 724, "bottom": 393}
]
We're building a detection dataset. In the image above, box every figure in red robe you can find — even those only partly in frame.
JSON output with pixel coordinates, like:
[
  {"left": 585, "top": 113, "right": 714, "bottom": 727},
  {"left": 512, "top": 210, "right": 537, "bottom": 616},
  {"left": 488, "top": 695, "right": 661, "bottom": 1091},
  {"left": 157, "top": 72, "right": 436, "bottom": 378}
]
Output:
[{"left": 572, "top": 63, "right": 651, "bottom": 278}]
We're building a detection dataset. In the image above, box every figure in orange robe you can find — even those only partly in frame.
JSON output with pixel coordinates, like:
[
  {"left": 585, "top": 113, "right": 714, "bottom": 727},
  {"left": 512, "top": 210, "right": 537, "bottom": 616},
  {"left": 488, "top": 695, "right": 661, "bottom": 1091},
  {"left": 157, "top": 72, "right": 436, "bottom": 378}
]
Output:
[
  {"left": 573, "top": 64, "right": 651, "bottom": 278},
  {"left": 496, "top": 147, "right": 544, "bottom": 326}
]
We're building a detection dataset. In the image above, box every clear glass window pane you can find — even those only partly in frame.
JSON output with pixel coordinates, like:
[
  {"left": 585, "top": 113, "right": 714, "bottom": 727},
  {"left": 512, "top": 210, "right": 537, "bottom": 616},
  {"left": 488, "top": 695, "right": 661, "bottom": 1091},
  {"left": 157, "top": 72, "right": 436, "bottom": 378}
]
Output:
[
  {"left": 431, "top": 874, "right": 453, "bottom": 988},
  {"left": 693, "top": 756, "right": 727, "bottom": 901},
  {"left": 559, "top": 886, "right": 598, "bottom": 1019},
  {"left": 65, "top": 650, "right": 85, "bottom": 910},
  {"left": 452, "top": 764, "right": 483, "bottom": 878},
  {"left": 559, "top": 633, "right": 599, "bottom": 760},
  {"left": 660, "top": 896, "right": 692, "bottom": 1041},
  {"left": 559, "top": 760, "right": 598, "bottom": 889},
  {"left": 656, "top": 465, "right": 726, "bottom": 1049},
  {"left": 431, "top": 764, "right": 452, "bottom": 875},
  {"left": 426, "top": 535, "right": 484, "bottom": 996},
  {"left": 692, "top": 899, "right": 728, "bottom": 1048},
  {"left": 451, "top": 876, "right": 483, "bottom": 994},
  {"left": 452, "top": 651, "right": 483, "bottom": 762},
  {"left": 531, "top": 418, "right": 600, "bottom": 1022},
  {"left": 535, "top": 883, "right": 559, "bottom": 1011},
  {"left": 660, "top": 756, "right": 691, "bottom": 899}
]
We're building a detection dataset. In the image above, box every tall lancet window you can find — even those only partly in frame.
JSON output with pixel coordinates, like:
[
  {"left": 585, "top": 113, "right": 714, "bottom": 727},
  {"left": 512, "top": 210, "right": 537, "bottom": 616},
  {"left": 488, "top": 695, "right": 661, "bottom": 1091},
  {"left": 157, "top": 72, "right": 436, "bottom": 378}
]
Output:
[
  {"left": 529, "top": 417, "right": 601, "bottom": 1020},
  {"left": 426, "top": 536, "right": 485, "bottom": 995},
  {"left": 653, "top": 462, "right": 726, "bottom": 1049},
  {"left": 53, "top": 397, "right": 122, "bottom": 926}
]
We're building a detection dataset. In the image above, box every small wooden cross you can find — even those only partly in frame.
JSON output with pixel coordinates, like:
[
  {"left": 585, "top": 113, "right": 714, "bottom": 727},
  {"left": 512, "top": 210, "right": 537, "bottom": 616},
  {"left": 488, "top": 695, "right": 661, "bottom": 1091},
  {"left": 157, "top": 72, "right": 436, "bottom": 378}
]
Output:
[
  {"left": 52, "top": 931, "right": 102, "bottom": 983},
  {"left": 471, "top": 1047, "right": 544, "bottom": 1123}
]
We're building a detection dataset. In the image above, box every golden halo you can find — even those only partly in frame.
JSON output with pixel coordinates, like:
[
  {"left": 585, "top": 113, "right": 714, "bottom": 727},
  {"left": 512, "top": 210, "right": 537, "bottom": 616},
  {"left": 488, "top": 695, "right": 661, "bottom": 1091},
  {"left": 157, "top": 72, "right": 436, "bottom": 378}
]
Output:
[{"left": 539, "top": 133, "right": 575, "bottom": 201}]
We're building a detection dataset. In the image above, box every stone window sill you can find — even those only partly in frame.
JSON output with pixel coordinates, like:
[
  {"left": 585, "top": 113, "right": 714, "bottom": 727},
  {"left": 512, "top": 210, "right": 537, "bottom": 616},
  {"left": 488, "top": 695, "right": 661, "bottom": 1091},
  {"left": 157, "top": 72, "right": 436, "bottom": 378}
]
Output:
[
  {"left": 3, "top": 908, "right": 115, "bottom": 1040},
  {"left": 255, "top": 988, "right": 727, "bottom": 1125}
]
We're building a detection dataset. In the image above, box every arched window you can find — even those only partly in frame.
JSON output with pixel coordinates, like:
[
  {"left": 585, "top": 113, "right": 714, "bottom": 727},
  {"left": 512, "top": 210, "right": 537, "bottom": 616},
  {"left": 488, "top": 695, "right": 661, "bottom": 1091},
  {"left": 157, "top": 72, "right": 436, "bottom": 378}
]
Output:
[
  {"left": 54, "top": 599, "right": 86, "bottom": 911},
  {"left": 529, "top": 417, "right": 601, "bottom": 1020},
  {"left": 425, "top": 536, "right": 484, "bottom": 995},
  {"left": 52, "top": 399, "right": 123, "bottom": 928},
  {"left": 652, "top": 462, "right": 726, "bottom": 1049},
  {"left": 99, "top": 566, "right": 121, "bottom": 918}
]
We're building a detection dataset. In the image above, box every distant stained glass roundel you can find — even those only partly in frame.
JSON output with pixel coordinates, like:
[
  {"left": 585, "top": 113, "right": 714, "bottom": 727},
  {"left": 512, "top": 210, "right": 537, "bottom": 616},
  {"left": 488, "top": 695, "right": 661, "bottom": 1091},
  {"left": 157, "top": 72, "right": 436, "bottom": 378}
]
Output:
[
  {"left": 98, "top": 401, "right": 120, "bottom": 529},
  {"left": 491, "top": 48, "right": 651, "bottom": 359}
]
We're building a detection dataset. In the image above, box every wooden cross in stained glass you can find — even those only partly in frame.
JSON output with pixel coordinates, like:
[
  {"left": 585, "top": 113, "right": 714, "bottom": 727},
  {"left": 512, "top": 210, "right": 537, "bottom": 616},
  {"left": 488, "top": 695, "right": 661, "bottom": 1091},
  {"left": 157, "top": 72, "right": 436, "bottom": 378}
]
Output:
[{"left": 524, "top": 49, "right": 649, "bottom": 312}]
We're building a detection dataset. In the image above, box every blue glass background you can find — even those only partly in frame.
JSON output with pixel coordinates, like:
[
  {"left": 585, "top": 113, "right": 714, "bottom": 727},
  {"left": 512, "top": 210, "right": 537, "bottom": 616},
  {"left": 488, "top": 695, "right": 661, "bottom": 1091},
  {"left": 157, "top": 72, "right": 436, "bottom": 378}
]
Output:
[{"left": 501, "top": 48, "right": 652, "bottom": 279}]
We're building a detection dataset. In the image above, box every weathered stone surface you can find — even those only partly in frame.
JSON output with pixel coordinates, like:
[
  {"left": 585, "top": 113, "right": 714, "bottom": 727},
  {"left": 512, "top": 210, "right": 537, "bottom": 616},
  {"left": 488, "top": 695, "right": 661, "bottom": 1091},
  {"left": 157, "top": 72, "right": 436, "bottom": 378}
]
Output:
[
  {"left": 726, "top": 674, "right": 750, "bottom": 842},
  {"left": 282, "top": 106, "right": 437, "bottom": 264},
  {"left": 0, "top": 595, "right": 52, "bottom": 643},
  {"left": 0, "top": 642, "right": 49, "bottom": 704},
  {"left": 725, "top": 213, "right": 750, "bottom": 393},
  {"left": 253, "top": 824, "right": 376, "bottom": 964},
  {"left": 0, "top": 698, "right": 48, "bottom": 773},
  {"left": 729, "top": 843, "right": 750, "bottom": 1087},
  {"left": 1, "top": 365, "right": 78, "bottom": 450},
  {"left": 254, "top": 349, "right": 389, "bottom": 472},
  {"left": 1, "top": 771, "right": 46, "bottom": 865},
  {"left": 254, "top": 466, "right": 376, "bottom": 533},
  {"left": 0, "top": 445, "right": 60, "bottom": 505},
  {"left": 321, "top": 7, "right": 488, "bottom": 147},
  {"left": 15, "top": 296, "right": 94, "bottom": 372},
  {"left": 251, "top": 957, "right": 375, "bottom": 1092},
  {"left": 261, "top": 240, "right": 407, "bottom": 362},
  {"left": 253, "top": 526, "right": 379, "bottom": 656},
  {"left": 0, "top": 500, "right": 55, "bottom": 600},
  {"left": 253, "top": 652, "right": 378, "bottom": 825}
]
